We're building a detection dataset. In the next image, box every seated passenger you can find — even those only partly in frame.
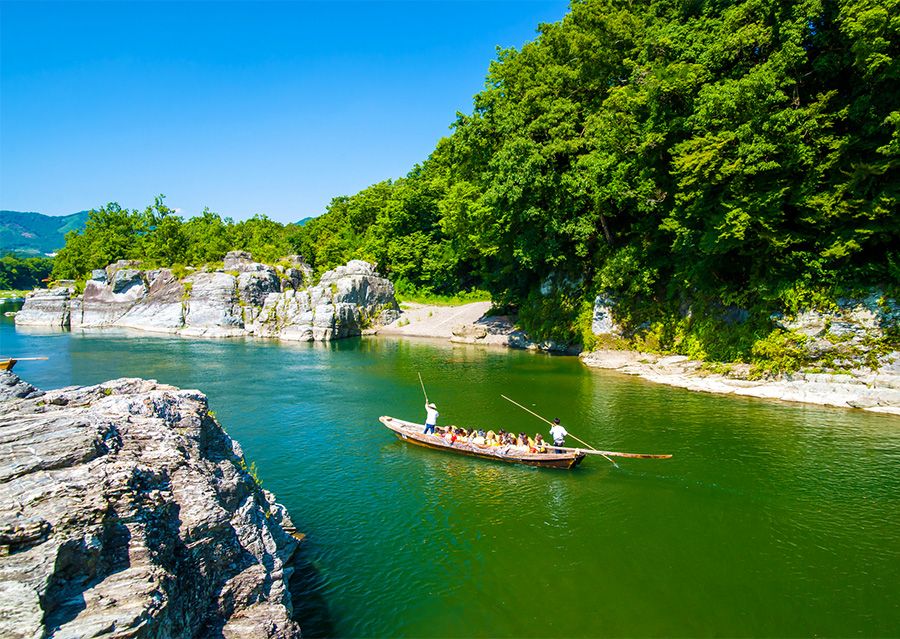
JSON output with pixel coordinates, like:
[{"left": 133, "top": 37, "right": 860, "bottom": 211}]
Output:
[
  {"left": 472, "top": 430, "right": 487, "bottom": 446},
  {"left": 534, "top": 433, "right": 547, "bottom": 453}
]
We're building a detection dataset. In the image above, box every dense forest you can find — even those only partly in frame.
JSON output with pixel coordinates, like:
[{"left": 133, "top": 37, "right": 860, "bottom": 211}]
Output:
[
  {"left": 51, "top": 0, "right": 898, "bottom": 361},
  {"left": 0, "top": 255, "right": 54, "bottom": 291}
]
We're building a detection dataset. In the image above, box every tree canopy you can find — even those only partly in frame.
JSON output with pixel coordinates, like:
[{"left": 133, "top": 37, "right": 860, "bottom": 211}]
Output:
[
  {"left": 53, "top": 0, "right": 898, "bottom": 358},
  {"left": 293, "top": 0, "right": 899, "bottom": 350},
  {"left": 52, "top": 197, "right": 301, "bottom": 278}
]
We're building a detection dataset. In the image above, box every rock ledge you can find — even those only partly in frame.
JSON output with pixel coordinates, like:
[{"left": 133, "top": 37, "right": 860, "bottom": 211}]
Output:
[{"left": 0, "top": 373, "right": 302, "bottom": 638}]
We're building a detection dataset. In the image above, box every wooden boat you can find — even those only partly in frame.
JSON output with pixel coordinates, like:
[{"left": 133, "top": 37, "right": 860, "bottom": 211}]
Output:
[{"left": 380, "top": 416, "right": 586, "bottom": 469}]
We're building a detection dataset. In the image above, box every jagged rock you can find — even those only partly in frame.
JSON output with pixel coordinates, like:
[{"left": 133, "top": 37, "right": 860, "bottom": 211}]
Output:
[
  {"left": 591, "top": 294, "right": 621, "bottom": 336},
  {"left": 773, "top": 294, "right": 898, "bottom": 342},
  {"left": 0, "top": 372, "right": 44, "bottom": 401},
  {"left": 13, "top": 288, "right": 71, "bottom": 327},
  {"left": 223, "top": 251, "right": 270, "bottom": 274},
  {"left": 16, "top": 259, "right": 399, "bottom": 342},
  {"left": 182, "top": 272, "right": 244, "bottom": 337},
  {"left": 0, "top": 376, "right": 302, "bottom": 638},
  {"left": 116, "top": 270, "right": 186, "bottom": 333},
  {"left": 73, "top": 275, "right": 148, "bottom": 328},
  {"left": 256, "top": 261, "right": 399, "bottom": 341},
  {"left": 111, "top": 269, "right": 144, "bottom": 294},
  {"left": 452, "top": 324, "right": 488, "bottom": 340},
  {"left": 238, "top": 269, "right": 281, "bottom": 309},
  {"left": 89, "top": 269, "right": 107, "bottom": 283}
]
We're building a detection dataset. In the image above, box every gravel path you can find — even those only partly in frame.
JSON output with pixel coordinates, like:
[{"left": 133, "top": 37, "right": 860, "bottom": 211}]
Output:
[{"left": 378, "top": 301, "right": 493, "bottom": 338}]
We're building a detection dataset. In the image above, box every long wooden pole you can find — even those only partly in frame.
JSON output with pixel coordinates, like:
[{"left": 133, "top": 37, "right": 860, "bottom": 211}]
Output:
[
  {"left": 500, "top": 394, "right": 618, "bottom": 467},
  {"left": 539, "top": 443, "right": 672, "bottom": 459},
  {"left": 417, "top": 372, "right": 428, "bottom": 403}
]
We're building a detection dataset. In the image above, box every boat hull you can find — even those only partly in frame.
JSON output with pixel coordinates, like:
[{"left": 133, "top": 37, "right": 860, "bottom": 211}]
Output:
[
  {"left": 380, "top": 416, "right": 585, "bottom": 470},
  {"left": 0, "top": 359, "right": 15, "bottom": 371}
]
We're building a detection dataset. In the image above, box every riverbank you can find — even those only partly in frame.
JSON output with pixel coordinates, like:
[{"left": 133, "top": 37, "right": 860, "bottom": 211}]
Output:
[
  {"left": 376, "top": 302, "right": 900, "bottom": 416},
  {"left": 379, "top": 301, "right": 578, "bottom": 352},
  {"left": 584, "top": 349, "right": 900, "bottom": 415}
]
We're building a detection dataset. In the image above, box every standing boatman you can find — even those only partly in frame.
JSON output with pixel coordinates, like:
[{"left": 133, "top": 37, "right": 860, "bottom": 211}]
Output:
[
  {"left": 423, "top": 401, "right": 439, "bottom": 435},
  {"left": 549, "top": 417, "right": 568, "bottom": 453}
]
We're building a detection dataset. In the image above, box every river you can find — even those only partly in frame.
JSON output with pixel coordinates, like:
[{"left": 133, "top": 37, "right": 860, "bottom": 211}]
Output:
[{"left": 3, "top": 306, "right": 899, "bottom": 637}]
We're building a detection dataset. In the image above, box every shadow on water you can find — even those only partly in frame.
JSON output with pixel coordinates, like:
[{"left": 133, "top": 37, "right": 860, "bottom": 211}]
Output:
[{"left": 287, "top": 549, "right": 335, "bottom": 638}]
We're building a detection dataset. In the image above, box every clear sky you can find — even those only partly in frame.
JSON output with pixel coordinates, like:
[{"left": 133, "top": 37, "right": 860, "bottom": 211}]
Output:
[{"left": 1, "top": 0, "right": 570, "bottom": 222}]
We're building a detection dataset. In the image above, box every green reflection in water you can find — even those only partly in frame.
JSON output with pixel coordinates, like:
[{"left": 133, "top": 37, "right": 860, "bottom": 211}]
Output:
[{"left": 3, "top": 313, "right": 899, "bottom": 637}]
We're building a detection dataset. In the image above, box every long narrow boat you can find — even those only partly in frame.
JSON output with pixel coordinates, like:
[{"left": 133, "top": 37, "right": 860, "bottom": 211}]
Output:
[{"left": 380, "top": 416, "right": 586, "bottom": 469}]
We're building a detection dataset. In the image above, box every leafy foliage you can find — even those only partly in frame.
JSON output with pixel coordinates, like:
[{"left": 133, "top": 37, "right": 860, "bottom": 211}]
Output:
[
  {"left": 52, "top": 196, "right": 304, "bottom": 279},
  {"left": 289, "top": 0, "right": 898, "bottom": 355},
  {"left": 53, "top": 0, "right": 899, "bottom": 366},
  {"left": 0, "top": 254, "right": 54, "bottom": 290}
]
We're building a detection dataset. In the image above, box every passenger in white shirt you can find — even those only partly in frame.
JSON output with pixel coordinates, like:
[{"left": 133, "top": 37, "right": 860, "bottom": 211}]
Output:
[{"left": 423, "top": 402, "right": 439, "bottom": 435}]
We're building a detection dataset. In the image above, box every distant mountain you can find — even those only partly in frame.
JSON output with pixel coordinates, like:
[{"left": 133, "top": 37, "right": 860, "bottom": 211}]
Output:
[
  {"left": 0, "top": 210, "right": 90, "bottom": 256},
  {"left": 296, "top": 216, "right": 315, "bottom": 226}
]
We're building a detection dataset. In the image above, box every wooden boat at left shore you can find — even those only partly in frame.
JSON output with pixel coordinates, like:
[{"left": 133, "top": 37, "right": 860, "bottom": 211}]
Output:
[
  {"left": 380, "top": 415, "right": 586, "bottom": 469},
  {"left": 0, "top": 357, "right": 48, "bottom": 371}
]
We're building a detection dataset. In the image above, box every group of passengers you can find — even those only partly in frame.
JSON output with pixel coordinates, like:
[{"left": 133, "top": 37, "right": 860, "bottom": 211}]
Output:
[
  {"left": 422, "top": 401, "right": 568, "bottom": 454},
  {"left": 433, "top": 425, "right": 551, "bottom": 453}
]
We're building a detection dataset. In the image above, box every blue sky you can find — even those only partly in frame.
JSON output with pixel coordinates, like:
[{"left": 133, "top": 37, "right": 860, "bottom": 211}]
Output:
[{"left": 1, "top": 1, "right": 570, "bottom": 222}]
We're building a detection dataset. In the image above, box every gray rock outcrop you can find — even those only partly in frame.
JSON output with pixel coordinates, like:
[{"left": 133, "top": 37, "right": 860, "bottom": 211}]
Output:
[
  {"left": 254, "top": 260, "right": 398, "bottom": 341},
  {"left": 13, "top": 287, "right": 72, "bottom": 327},
  {"left": 591, "top": 294, "right": 621, "bottom": 336},
  {"left": 771, "top": 293, "right": 899, "bottom": 369},
  {"left": 0, "top": 371, "right": 44, "bottom": 401},
  {"left": 16, "top": 255, "right": 400, "bottom": 342},
  {"left": 0, "top": 374, "right": 303, "bottom": 638}
]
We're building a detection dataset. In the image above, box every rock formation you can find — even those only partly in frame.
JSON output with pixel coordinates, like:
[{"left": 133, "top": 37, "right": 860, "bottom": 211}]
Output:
[
  {"left": 0, "top": 373, "right": 303, "bottom": 638},
  {"left": 12, "top": 287, "right": 72, "bottom": 328},
  {"left": 16, "top": 253, "right": 399, "bottom": 341},
  {"left": 580, "top": 349, "right": 900, "bottom": 415}
]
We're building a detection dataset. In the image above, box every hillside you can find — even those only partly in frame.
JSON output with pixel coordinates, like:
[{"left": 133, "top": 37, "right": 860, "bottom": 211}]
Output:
[
  {"left": 46, "top": 0, "right": 899, "bottom": 369},
  {"left": 0, "top": 210, "right": 89, "bottom": 255}
]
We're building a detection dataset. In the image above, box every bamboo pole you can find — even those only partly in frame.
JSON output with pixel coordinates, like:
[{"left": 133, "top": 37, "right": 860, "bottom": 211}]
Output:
[
  {"left": 538, "top": 443, "right": 672, "bottom": 459},
  {"left": 500, "top": 394, "right": 618, "bottom": 467},
  {"left": 417, "top": 372, "right": 429, "bottom": 404}
]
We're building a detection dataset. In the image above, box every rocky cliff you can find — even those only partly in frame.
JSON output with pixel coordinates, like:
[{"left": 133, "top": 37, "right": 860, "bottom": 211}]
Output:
[
  {"left": 582, "top": 293, "right": 900, "bottom": 414},
  {"left": 0, "top": 373, "right": 304, "bottom": 638},
  {"left": 16, "top": 252, "right": 399, "bottom": 341}
]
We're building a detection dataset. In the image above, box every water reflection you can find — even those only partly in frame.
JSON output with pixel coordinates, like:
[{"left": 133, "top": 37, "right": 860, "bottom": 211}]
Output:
[{"left": 3, "top": 320, "right": 900, "bottom": 637}]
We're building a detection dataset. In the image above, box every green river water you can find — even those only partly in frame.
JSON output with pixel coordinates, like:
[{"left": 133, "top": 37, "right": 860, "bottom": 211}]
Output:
[{"left": 2, "top": 306, "right": 899, "bottom": 637}]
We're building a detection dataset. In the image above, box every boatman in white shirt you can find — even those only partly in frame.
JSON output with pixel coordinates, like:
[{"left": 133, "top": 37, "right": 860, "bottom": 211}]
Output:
[
  {"left": 424, "top": 402, "right": 439, "bottom": 435},
  {"left": 549, "top": 417, "right": 568, "bottom": 453}
]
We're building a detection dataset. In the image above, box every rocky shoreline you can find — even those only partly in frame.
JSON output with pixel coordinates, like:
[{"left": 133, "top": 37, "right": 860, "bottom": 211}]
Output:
[
  {"left": 11, "top": 258, "right": 899, "bottom": 415},
  {"left": 580, "top": 350, "right": 900, "bottom": 416},
  {"left": 15, "top": 252, "right": 399, "bottom": 341},
  {"left": 0, "top": 372, "right": 305, "bottom": 638},
  {"left": 379, "top": 300, "right": 900, "bottom": 416}
]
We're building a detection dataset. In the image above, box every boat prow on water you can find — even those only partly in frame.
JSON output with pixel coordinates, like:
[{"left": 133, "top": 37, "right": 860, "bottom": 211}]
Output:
[
  {"left": 380, "top": 415, "right": 586, "bottom": 470},
  {"left": 0, "top": 357, "right": 48, "bottom": 372}
]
